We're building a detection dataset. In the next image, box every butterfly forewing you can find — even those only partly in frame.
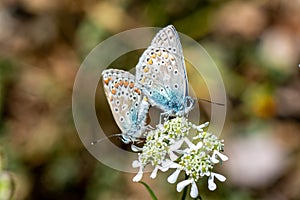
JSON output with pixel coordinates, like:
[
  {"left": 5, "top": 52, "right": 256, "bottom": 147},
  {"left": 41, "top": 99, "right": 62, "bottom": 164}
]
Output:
[
  {"left": 136, "top": 25, "right": 189, "bottom": 114},
  {"left": 102, "top": 69, "right": 148, "bottom": 139}
]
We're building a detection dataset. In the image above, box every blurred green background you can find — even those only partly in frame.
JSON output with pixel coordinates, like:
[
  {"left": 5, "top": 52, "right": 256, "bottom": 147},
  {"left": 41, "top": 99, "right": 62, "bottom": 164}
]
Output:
[{"left": 0, "top": 0, "right": 300, "bottom": 199}]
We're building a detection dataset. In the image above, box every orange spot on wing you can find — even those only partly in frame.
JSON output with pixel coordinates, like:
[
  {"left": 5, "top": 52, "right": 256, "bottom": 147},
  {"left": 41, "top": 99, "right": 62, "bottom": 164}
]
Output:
[
  {"left": 147, "top": 59, "right": 153, "bottom": 65},
  {"left": 164, "top": 53, "right": 169, "bottom": 59},
  {"left": 114, "top": 83, "right": 119, "bottom": 88},
  {"left": 140, "top": 77, "right": 146, "bottom": 83},
  {"left": 111, "top": 89, "right": 116, "bottom": 95},
  {"left": 134, "top": 88, "right": 141, "bottom": 95},
  {"left": 119, "top": 80, "right": 124, "bottom": 86},
  {"left": 104, "top": 79, "right": 109, "bottom": 85},
  {"left": 124, "top": 81, "right": 129, "bottom": 87},
  {"left": 143, "top": 67, "right": 149, "bottom": 73},
  {"left": 129, "top": 83, "right": 134, "bottom": 88},
  {"left": 103, "top": 77, "right": 111, "bottom": 85},
  {"left": 150, "top": 54, "right": 156, "bottom": 58}
]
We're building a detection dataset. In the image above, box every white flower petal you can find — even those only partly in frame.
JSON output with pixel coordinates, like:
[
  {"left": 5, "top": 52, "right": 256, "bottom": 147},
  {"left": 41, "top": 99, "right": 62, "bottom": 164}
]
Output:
[
  {"left": 208, "top": 176, "right": 217, "bottom": 191},
  {"left": 190, "top": 181, "right": 199, "bottom": 198},
  {"left": 211, "top": 153, "right": 220, "bottom": 164},
  {"left": 159, "top": 165, "right": 169, "bottom": 172},
  {"left": 177, "top": 179, "right": 193, "bottom": 192},
  {"left": 132, "top": 160, "right": 141, "bottom": 168},
  {"left": 150, "top": 167, "right": 159, "bottom": 179},
  {"left": 195, "top": 141, "right": 203, "bottom": 149},
  {"left": 213, "top": 173, "right": 226, "bottom": 182},
  {"left": 183, "top": 138, "right": 195, "bottom": 148},
  {"left": 197, "top": 122, "right": 209, "bottom": 130},
  {"left": 169, "top": 151, "right": 178, "bottom": 161},
  {"left": 162, "top": 160, "right": 181, "bottom": 169},
  {"left": 133, "top": 168, "right": 143, "bottom": 182},
  {"left": 157, "top": 124, "right": 164, "bottom": 131},
  {"left": 167, "top": 169, "right": 181, "bottom": 184},
  {"left": 170, "top": 139, "right": 184, "bottom": 151},
  {"left": 215, "top": 151, "right": 229, "bottom": 161}
]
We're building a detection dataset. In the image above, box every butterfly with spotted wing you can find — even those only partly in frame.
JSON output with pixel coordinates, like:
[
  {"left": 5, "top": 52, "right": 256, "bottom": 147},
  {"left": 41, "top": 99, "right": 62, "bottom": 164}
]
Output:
[
  {"left": 102, "top": 69, "right": 150, "bottom": 143},
  {"left": 136, "top": 25, "right": 194, "bottom": 120}
]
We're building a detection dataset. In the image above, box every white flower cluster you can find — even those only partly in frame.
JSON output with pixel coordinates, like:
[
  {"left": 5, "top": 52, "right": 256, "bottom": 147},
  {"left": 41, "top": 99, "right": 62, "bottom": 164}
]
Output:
[{"left": 132, "top": 117, "right": 228, "bottom": 198}]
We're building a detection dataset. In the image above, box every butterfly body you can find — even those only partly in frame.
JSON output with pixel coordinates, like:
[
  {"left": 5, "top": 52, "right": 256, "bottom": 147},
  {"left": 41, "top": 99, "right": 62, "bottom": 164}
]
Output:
[{"left": 102, "top": 69, "right": 149, "bottom": 143}]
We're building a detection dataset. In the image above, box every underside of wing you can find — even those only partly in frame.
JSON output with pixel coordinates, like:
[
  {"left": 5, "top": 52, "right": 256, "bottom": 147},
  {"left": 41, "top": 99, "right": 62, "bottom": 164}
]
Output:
[
  {"left": 102, "top": 69, "right": 148, "bottom": 137},
  {"left": 135, "top": 25, "right": 188, "bottom": 112}
]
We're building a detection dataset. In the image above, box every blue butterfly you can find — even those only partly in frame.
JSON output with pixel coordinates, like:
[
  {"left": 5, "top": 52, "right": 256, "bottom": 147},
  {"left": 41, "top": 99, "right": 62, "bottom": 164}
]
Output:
[
  {"left": 101, "top": 25, "right": 194, "bottom": 144},
  {"left": 136, "top": 25, "right": 194, "bottom": 120},
  {"left": 102, "top": 69, "right": 150, "bottom": 143}
]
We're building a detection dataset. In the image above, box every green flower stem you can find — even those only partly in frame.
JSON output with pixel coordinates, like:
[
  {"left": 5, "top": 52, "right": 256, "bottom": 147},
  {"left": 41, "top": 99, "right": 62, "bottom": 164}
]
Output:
[{"left": 139, "top": 181, "right": 158, "bottom": 200}]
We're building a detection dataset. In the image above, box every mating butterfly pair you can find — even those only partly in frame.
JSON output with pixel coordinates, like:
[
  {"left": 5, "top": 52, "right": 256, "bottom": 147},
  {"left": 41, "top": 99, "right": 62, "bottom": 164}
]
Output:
[{"left": 102, "top": 25, "right": 194, "bottom": 143}]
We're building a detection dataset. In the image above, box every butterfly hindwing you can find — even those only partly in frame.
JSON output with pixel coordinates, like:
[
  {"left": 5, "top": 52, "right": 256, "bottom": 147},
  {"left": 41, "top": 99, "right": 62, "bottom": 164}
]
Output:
[{"left": 102, "top": 69, "right": 149, "bottom": 142}]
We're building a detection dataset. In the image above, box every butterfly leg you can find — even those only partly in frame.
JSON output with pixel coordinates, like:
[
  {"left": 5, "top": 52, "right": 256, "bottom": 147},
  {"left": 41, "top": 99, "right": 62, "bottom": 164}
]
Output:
[{"left": 147, "top": 124, "right": 155, "bottom": 130}]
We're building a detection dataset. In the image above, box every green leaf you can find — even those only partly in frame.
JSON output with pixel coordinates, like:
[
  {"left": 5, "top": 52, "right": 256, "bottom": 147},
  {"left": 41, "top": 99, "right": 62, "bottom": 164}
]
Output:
[{"left": 139, "top": 181, "right": 158, "bottom": 200}]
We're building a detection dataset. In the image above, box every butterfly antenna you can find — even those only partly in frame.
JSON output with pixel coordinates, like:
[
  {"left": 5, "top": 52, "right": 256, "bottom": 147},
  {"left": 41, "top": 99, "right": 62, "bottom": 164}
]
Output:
[
  {"left": 198, "top": 98, "right": 225, "bottom": 106},
  {"left": 91, "top": 133, "right": 123, "bottom": 145}
]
